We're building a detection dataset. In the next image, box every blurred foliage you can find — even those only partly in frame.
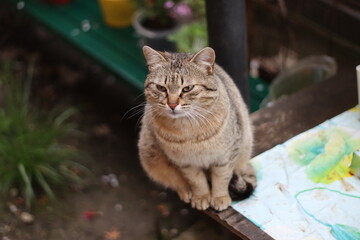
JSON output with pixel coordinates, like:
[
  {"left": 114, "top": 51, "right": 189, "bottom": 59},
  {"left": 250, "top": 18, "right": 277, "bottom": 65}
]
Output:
[
  {"left": 168, "top": 0, "right": 207, "bottom": 52},
  {"left": 0, "top": 59, "right": 87, "bottom": 210},
  {"left": 182, "top": 0, "right": 205, "bottom": 20},
  {"left": 169, "top": 20, "right": 207, "bottom": 52}
]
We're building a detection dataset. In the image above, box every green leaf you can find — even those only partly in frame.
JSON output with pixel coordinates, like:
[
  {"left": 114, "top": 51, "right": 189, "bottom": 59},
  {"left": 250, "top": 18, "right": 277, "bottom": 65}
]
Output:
[
  {"left": 18, "top": 163, "right": 34, "bottom": 209},
  {"left": 34, "top": 169, "right": 55, "bottom": 201},
  {"left": 0, "top": 61, "right": 86, "bottom": 209},
  {"left": 54, "top": 108, "right": 77, "bottom": 127}
]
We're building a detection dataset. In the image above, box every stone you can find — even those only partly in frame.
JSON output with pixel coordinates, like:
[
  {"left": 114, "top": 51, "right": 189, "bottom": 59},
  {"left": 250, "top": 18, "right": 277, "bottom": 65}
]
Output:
[{"left": 20, "top": 212, "right": 35, "bottom": 224}]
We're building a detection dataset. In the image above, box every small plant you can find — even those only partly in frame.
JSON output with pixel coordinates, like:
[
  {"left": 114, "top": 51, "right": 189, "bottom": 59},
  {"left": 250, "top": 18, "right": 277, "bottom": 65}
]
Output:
[
  {"left": 168, "top": 0, "right": 207, "bottom": 52},
  {"left": 0, "top": 60, "right": 86, "bottom": 210},
  {"left": 168, "top": 20, "right": 207, "bottom": 52}
]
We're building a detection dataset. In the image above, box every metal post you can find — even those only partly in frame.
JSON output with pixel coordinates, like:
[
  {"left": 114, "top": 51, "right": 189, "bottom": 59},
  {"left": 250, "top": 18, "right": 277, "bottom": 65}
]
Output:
[{"left": 205, "top": 0, "right": 250, "bottom": 107}]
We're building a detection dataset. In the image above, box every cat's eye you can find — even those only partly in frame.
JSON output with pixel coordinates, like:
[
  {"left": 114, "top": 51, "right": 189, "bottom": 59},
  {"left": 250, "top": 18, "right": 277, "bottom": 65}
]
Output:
[
  {"left": 182, "top": 85, "right": 194, "bottom": 93},
  {"left": 156, "top": 84, "right": 167, "bottom": 92}
]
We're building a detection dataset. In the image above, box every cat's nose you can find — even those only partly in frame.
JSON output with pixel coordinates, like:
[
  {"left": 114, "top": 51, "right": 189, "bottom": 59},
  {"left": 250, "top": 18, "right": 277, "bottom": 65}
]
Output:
[{"left": 168, "top": 103, "right": 178, "bottom": 110}]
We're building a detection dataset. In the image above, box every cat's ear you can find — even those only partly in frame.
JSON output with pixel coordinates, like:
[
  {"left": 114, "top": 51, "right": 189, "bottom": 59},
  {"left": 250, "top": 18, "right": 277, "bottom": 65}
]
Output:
[
  {"left": 143, "top": 46, "right": 168, "bottom": 71},
  {"left": 190, "top": 47, "right": 216, "bottom": 74}
]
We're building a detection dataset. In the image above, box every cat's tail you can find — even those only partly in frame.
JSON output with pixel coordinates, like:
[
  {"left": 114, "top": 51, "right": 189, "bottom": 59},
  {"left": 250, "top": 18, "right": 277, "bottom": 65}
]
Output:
[{"left": 229, "top": 163, "right": 257, "bottom": 200}]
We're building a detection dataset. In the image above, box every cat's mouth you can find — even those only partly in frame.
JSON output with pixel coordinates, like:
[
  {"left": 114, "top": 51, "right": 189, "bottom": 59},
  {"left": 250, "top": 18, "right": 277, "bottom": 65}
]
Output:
[{"left": 167, "top": 109, "right": 187, "bottom": 118}]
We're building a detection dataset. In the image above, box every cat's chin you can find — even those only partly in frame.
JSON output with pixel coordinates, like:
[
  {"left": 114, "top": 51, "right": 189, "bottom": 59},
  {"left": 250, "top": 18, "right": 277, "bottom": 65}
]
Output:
[{"left": 166, "top": 111, "right": 187, "bottom": 119}]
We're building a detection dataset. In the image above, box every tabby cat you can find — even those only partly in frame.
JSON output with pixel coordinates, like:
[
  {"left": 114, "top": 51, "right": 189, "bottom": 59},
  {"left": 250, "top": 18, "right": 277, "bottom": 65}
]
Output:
[{"left": 138, "top": 46, "right": 256, "bottom": 211}]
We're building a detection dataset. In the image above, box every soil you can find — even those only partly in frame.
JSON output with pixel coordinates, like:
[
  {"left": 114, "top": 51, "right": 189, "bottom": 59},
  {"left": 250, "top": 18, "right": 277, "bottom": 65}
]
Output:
[{"left": 0, "top": 5, "right": 204, "bottom": 240}]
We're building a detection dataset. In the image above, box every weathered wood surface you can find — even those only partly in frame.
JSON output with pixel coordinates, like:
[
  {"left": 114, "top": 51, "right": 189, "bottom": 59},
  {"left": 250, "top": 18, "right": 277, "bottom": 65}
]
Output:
[
  {"left": 206, "top": 208, "right": 273, "bottom": 240},
  {"left": 252, "top": 72, "right": 357, "bottom": 156},
  {"left": 205, "top": 73, "right": 358, "bottom": 239}
]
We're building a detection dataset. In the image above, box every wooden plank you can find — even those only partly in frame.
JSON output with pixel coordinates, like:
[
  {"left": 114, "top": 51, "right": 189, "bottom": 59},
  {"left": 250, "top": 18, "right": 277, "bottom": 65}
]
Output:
[
  {"left": 205, "top": 208, "right": 273, "bottom": 240},
  {"left": 252, "top": 73, "right": 357, "bottom": 156}
]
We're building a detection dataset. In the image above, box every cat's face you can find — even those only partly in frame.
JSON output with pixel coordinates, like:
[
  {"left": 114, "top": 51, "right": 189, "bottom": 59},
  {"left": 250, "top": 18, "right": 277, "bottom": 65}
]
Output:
[{"left": 143, "top": 46, "right": 219, "bottom": 119}]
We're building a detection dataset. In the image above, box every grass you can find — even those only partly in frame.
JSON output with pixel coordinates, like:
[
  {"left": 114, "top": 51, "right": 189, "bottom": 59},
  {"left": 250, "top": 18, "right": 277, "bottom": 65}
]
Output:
[{"left": 0, "top": 58, "right": 86, "bottom": 210}]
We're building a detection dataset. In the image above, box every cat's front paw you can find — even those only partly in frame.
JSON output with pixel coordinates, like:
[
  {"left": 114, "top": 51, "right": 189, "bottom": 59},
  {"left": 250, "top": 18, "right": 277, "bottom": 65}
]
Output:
[
  {"left": 177, "top": 188, "right": 192, "bottom": 203},
  {"left": 191, "top": 194, "right": 211, "bottom": 210},
  {"left": 211, "top": 195, "right": 231, "bottom": 211}
]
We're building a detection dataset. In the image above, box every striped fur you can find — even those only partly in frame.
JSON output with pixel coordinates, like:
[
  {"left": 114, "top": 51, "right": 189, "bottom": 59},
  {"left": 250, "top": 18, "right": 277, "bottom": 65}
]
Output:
[{"left": 138, "top": 46, "right": 255, "bottom": 211}]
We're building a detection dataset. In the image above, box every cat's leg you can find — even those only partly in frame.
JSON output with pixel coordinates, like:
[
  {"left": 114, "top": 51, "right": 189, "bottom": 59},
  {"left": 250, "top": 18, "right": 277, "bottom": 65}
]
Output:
[
  {"left": 139, "top": 133, "right": 192, "bottom": 203},
  {"left": 179, "top": 166, "right": 211, "bottom": 210},
  {"left": 210, "top": 163, "right": 234, "bottom": 211}
]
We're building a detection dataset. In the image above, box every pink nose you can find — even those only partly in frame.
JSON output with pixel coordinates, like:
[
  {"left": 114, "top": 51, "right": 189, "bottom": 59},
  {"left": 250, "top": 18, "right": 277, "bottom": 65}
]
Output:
[{"left": 168, "top": 103, "right": 177, "bottom": 110}]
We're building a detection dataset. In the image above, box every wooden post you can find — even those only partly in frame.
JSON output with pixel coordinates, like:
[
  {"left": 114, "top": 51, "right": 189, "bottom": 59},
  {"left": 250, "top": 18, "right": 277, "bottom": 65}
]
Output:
[
  {"left": 205, "top": 0, "right": 250, "bottom": 107},
  {"left": 357, "top": 65, "right": 360, "bottom": 106}
]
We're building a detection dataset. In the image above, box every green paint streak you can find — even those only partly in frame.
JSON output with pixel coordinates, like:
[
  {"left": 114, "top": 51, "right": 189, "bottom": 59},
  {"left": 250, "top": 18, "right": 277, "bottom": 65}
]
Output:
[
  {"left": 295, "top": 187, "right": 360, "bottom": 240},
  {"left": 288, "top": 131, "right": 328, "bottom": 166},
  {"left": 288, "top": 127, "right": 360, "bottom": 183},
  {"left": 332, "top": 224, "right": 360, "bottom": 240},
  {"left": 351, "top": 151, "right": 360, "bottom": 175}
]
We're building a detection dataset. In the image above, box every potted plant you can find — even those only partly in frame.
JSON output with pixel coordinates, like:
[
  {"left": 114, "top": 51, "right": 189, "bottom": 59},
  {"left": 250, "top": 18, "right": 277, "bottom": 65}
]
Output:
[
  {"left": 168, "top": 0, "right": 207, "bottom": 52},
  {"left": 131, "top": 0, "right": 192, "bottom": 51}
]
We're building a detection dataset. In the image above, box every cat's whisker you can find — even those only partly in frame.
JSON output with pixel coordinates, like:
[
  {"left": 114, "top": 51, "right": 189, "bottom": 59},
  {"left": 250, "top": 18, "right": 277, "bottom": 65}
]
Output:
[
  {"left": 136, "top": 115, "right": 144, "bottom": 128},
  {"left": 147, "top": 106, "right": 164, "bottom": 120},
  {"left": 192, "top": 111, "right": 211, "bottom": 128},
  {"left": 136, "top": 105, "right": 162, "bottom": 127},
  {"left": 128, "top": 103, "right": 161, "bottom": 121},
  {"left": 184, "top": 112, "right": 191, "bottom": 126},
  {"left": 135, "top": 107, "right": 152, "bottom": 128},
  {"left": 122, "top": 101, "right": 147, "bottom": 121},
  {"left": 192, "top": 108, "right": 214, "bottom": 128},
  {"left": 187, "top": 110, "right": 203, "bottom": 127},
  {"left": 198, "top": 114, "right": 213, "bottom": 128},
  {"left": 185, "top": 111, "right": 199, "bottom": 128},
  {"left": 192, "top": 105, "right": 214, "bottom": 116},
  {"left": 127, "top": 108, "right": 146, "bottom": 120},
  {"left": 134, "top": 92, "right": 145, "bottom": 101},
  {"left": 144, "top": 105, "right": 160, "bottom": 116},
  {"left": 194, "top": 105, "right": 222, "bottom": 125}
]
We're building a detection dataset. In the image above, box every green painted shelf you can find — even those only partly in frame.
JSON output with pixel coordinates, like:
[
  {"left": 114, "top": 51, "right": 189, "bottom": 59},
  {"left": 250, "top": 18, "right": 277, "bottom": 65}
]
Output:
[{"left": 8, "top": 0, "right": 268, "bottom": 112}]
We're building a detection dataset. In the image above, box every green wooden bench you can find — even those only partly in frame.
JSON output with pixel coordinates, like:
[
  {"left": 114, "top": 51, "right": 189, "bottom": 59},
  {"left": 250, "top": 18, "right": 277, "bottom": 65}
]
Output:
[{"left": 8, "top": 0, "right": 268, "bottom": 112}]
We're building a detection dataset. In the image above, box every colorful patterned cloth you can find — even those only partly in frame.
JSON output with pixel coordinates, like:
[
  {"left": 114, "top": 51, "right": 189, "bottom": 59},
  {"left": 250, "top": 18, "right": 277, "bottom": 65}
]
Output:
[{"left": 232, "top": 106, "right": 360, "bottom": 240}]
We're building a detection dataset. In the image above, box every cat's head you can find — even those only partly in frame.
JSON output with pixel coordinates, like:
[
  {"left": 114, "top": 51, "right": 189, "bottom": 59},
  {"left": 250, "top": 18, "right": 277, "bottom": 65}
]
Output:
[{"left": 143, "top": 46, "right": 219, "bottom": 119}]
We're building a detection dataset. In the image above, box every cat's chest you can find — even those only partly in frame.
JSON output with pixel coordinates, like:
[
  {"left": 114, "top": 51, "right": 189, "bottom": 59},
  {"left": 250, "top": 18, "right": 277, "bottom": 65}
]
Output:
[
  {"left": 166, "top": 141, "right": 224, "bottom": 167},
  {"left": 155, "top": 129, "right": 234, "bottom": 168}
]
